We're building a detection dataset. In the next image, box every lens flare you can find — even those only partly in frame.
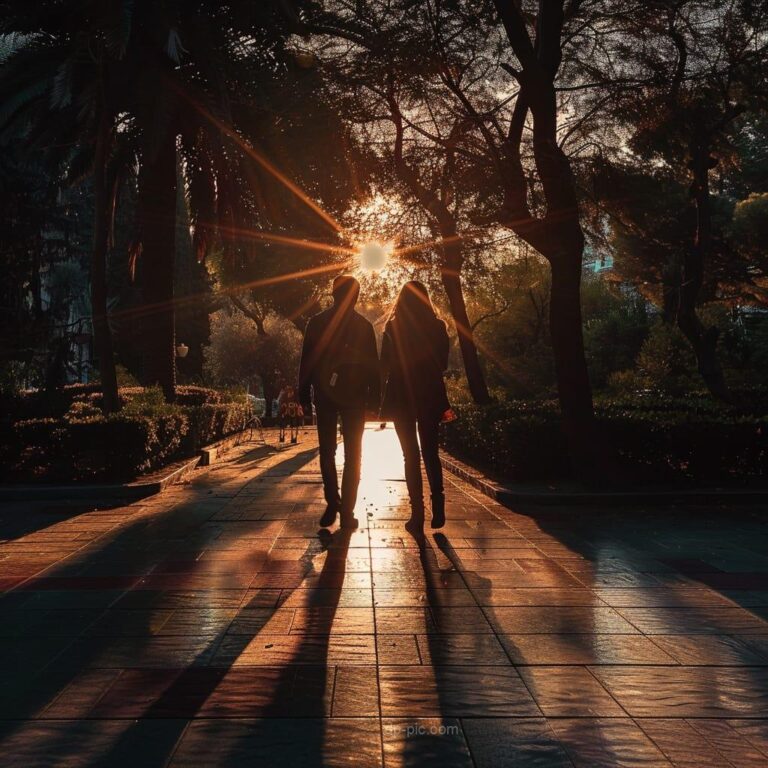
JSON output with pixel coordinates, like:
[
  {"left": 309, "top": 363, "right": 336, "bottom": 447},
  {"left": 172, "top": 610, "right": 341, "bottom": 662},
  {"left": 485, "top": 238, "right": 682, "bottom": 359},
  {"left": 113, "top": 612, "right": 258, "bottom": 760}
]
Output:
[{"left": 358, "top": 241, "right": 393, "bottom": 271}]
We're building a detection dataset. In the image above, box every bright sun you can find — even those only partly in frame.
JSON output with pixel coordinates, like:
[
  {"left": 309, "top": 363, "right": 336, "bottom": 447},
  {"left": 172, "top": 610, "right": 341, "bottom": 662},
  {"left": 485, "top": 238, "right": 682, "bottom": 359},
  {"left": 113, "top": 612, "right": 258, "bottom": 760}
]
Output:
[{"left": 358, "top": 240, "right": 393, "bottom": 272}]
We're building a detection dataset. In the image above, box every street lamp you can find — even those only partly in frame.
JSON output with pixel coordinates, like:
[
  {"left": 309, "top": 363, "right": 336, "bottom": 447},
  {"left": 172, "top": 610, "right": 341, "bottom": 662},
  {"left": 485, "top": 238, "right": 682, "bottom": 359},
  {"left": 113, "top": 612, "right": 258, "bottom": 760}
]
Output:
[{"left": 176, "top": 342, "right": 189, "bottom": 359}]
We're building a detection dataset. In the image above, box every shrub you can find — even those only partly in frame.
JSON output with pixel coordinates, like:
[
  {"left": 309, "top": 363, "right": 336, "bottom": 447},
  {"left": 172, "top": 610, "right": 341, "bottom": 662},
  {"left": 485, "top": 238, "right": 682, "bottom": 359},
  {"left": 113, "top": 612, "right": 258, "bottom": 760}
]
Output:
[
  {"left": 635, "top": 322, "right": 697, "bottom": 395},
  {"left": 175, "top": 386, "right": 227, "bottom": 407},
  {"left": 1, "top": 385, "right": 252, "bottom": 483},
  {"left": 441, "top": 397, "right": 767, "bottom": 486},
  {"left": 184, "top": 401, "right": 250, "bottom": 452},
  {"left": 442, "top": 401, "right": 569, "bottom": 482}
]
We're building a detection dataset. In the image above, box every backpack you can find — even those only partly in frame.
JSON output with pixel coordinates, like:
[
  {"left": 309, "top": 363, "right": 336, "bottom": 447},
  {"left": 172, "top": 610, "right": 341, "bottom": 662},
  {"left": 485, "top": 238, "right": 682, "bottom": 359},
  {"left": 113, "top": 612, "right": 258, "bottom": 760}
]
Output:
[{"left": 317, "top": 313, "right": 368, "bottom": 405}]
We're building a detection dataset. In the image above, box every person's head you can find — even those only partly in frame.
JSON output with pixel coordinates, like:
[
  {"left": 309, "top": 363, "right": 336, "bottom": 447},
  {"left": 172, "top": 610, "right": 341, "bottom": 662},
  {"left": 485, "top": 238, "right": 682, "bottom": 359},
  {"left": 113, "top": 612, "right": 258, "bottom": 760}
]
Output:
[
  {"left": 331, "top": 274, "right": 360, "bottom": 309},
  {"left": 390, "top": 280, "right": 439, "bottom": 326}
]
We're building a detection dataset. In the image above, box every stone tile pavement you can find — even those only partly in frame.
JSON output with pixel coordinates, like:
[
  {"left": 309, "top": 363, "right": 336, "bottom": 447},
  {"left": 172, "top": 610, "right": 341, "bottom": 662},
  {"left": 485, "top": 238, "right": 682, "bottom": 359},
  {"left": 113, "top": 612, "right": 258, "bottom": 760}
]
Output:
[{"left": 1, "top": 425, "right": 767, "bottom": 766}]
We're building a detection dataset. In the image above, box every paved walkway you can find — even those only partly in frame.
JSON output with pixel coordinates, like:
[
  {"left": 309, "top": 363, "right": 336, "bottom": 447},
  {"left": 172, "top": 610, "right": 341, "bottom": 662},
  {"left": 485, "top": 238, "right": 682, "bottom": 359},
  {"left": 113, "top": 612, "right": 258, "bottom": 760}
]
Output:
[{"left": 1, "top": 426, "right": 767, "bottom": 767}]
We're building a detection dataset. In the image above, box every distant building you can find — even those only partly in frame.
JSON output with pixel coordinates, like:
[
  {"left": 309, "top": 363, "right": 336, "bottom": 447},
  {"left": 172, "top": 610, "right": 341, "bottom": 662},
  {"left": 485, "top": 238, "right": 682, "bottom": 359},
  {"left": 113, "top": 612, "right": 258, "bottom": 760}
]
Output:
[{"left": 586, "top": 253, "right": 615, "bottom": 274}]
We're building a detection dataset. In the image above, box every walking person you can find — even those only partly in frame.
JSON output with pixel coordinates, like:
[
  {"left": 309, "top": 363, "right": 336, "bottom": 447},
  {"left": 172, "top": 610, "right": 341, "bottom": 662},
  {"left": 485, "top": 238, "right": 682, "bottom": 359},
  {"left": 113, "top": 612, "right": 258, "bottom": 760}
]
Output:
[
  {"left": 299, "top": 275, "right": 380, "bottom": 529},
  {"left": 381, "top": 281, "right": 451, "bottom": 532},
  {"left": 276, "top": 384, "right": 290, "bottom": 443},
  {"left": 278, "top": 385, "right": 303, "bottom": 444}
]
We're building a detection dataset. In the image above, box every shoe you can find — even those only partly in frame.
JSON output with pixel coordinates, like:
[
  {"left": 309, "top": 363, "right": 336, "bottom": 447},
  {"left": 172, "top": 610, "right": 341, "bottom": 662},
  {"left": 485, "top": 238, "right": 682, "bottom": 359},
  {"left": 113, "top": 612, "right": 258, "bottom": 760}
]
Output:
[
  {"left": 430, "top": 493, "right": 445, "bottom": 529},
  {"left": 340, "top": 515, "right": 359, "bottom": 530},
  {"left": 405, "top": 517, "right": 424, "bottom": 537},
  {"left": 404, "top": 498, "right": 425, "bottom": 536},
  {"left": 319, "top": 500, "right": 340, "bottom": 528}
]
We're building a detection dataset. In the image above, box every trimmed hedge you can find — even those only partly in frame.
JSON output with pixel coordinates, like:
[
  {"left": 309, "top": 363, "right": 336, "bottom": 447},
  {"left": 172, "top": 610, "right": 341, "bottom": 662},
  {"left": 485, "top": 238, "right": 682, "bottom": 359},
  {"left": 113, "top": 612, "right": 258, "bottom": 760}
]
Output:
[
  {"left": 1, "top": 385, "right": 250, "bottom": 483},
  {"left": 441, "top": 396, "right": 768, "bottom": 486},
  {"left": 0, "top": 384, "right": 231, "bottom": 424}
]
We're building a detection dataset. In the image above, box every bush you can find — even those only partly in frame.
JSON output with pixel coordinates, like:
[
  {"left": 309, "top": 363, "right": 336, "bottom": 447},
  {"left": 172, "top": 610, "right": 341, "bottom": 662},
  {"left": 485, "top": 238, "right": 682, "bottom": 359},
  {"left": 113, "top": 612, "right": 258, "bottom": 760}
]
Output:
[
  {"left": 441, "top": 397, "right": 768, "bottom": 487},
  {"left": 1, "top": 385, "right": 251, "bottom": 483},
  {"left": 442, "top": 400, "right": 569, "bottom": 482},
  {"left": 184, "top": 401, "right": 250, "bottom": 452},
  {"left": 634, "top": 322, "right": 697, "bottom": 395}
]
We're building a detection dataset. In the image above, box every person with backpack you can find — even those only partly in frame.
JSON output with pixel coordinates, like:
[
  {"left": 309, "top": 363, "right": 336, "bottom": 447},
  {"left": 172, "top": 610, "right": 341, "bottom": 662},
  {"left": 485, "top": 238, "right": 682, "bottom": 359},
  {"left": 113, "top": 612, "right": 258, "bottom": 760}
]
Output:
[
  {"left": 278, "top": 385, "right": 303, "bottom": 444},
  {"left": 298, "top": 275, "right": 380, "bottom": 529}
]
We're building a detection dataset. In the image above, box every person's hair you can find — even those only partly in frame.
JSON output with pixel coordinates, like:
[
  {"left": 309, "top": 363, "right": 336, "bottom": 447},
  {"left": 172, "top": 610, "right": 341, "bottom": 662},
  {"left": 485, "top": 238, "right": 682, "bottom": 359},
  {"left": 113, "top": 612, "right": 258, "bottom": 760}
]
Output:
[
  {"left": 331, "top": 274, "right": 360, "bottom": 307},
  {"left": 389, "top": 280, "right": 440, "bottom": 327}
]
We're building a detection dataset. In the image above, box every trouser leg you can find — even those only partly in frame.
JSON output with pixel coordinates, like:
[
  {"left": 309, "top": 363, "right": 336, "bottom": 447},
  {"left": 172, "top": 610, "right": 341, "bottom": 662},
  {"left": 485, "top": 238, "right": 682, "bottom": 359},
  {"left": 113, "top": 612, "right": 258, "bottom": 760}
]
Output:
[
  {"left": 417, "top": 418, "right": 443, "bottom": 497},
  {"left": 394, "top": 418, "right": 424, "bottom": 515},
  {"left": 316, "top": 405, "right": 340, "bottom": 506},
  {"left": 339, "top": 409, "right": 365, "bottom": 517}
]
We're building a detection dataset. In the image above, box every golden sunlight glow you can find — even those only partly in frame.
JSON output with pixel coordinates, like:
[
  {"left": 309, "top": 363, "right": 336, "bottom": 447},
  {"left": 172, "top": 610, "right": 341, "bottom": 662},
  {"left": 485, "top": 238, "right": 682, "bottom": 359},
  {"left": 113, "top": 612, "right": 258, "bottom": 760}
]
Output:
[
  {"left": 357, "top": 240, "right": 393, "bottom": 272},
  {"left": 342, "top": 424, "right": 409, "bottom": 509}
]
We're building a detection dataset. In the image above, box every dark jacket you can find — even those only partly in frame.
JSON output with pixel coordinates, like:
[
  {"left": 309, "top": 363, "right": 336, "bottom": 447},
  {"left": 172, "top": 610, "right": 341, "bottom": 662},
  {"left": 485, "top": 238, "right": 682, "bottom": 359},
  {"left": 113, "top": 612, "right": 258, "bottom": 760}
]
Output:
[
  {"left": 298, "top": 305, "right": 380, "bottom": 411},
  {"left": 380, "top": 316, "right": 450, "bottom": 422}
]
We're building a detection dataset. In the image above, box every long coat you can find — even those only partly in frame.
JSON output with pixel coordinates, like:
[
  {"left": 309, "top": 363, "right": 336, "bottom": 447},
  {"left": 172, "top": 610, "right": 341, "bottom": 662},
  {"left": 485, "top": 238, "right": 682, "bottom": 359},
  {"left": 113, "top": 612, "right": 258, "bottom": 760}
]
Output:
[{"left": 380, "top": 316, "right": 450, "bottom": 422}]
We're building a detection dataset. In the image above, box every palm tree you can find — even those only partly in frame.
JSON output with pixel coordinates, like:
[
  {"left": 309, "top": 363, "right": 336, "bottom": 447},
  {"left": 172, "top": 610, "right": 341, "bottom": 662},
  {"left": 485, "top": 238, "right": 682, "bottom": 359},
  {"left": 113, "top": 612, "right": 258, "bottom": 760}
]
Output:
[
  {"left": 2, "top": 1, "right": 307, "bottom": 403},
  {"left": 118, "top": 1, "right": 305, "bottom": 400},
  {"left": 0, "top": 3, "right": 130, "bottom": 412}
]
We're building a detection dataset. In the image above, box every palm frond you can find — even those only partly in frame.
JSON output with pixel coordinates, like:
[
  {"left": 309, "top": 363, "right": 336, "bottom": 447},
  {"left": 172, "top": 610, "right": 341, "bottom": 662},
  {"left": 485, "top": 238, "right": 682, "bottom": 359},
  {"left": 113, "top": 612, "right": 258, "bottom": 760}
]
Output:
[
  {"left": 50, "top": 58, "right": 73, "bottom": 108},
  {"left": 104, "top": 0, "right": 135, "bottom": 58},
  {"left": 62, "top": 143, "right": 95, "bottom": 185}
]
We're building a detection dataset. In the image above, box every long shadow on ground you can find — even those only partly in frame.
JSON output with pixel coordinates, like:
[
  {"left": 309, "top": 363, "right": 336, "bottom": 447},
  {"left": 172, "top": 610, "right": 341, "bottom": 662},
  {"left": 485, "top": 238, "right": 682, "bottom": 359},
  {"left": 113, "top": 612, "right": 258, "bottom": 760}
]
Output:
[{"left": 0, "top": 445, "right": 325, "bottom": 766}]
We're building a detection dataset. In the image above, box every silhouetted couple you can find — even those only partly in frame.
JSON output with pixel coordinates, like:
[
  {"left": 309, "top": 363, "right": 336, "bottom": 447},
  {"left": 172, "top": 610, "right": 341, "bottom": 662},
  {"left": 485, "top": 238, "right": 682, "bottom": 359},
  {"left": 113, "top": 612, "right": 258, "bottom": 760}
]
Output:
[{"left": 299, "top": 275, "right": 449, "bottom": 533}]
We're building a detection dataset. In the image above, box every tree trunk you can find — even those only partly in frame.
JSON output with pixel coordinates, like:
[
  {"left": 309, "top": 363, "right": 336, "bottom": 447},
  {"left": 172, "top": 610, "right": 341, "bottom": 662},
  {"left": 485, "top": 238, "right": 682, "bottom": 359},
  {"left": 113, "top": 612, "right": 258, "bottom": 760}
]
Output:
[
  {"left": 440, "top": 243, "right": 491, "bottom": 404},
  {"left": 520, "top": 86, "right": 598, "bottom": 476},
  {"left": 548, "top": 245, "right": 596, "bottom": 474},
  {"left": 491, "top": 0, "right": 597, "bottom": 480},
  {"left": 678, "top": 310, "right": 727, "bottom": 397},
  {"left": 138, "top": 131, "right": 177, "bottom": 402},
  {"left": 230, "top": 295, "right": 267, "bottom": 336},
  {"left": 676, "top": 140, "right": 729, "bottom": 400},
  {"left": 92, "top": 112, "right": 120, "bottom": 413}
]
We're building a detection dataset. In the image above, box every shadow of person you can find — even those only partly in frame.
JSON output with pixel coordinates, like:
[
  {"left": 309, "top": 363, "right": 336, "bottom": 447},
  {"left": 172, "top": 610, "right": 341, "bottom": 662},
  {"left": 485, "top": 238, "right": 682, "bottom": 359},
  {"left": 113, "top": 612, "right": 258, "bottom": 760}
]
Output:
[
  {"left": 425, "top": 531, "right": 611, "bottom": 766},
  {"left": 0, "top": 445, "right": 327, "bottom": 766},
  {"left": 390, "top": 530, "right": 493, "bottom": 766},
  {"left": 69, "top": 526, "right": 355, "bottom": 768},
  {"left": 264, "top": 525, "right": 353, "bottom": 714},
  {"left": 204, "top": 525, "right": 357, "bottom": 767}
]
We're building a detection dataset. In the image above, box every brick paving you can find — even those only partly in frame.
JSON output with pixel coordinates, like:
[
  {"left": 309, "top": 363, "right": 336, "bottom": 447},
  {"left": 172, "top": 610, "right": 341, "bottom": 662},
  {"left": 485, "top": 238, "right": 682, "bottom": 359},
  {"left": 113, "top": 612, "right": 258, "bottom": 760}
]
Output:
[{"left": 0, "top": 425, "right": 767, "bottom": 766}]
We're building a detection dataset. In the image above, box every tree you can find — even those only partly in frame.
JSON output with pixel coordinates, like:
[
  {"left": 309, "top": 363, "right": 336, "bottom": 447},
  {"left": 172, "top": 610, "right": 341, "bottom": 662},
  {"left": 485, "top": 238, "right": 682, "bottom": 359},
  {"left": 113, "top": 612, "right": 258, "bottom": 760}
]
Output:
[
  {"left": 585, "top": 0, "right": 768, "bottom": 399},
  {"left": 483, "top": 0, "right": 598, "bottom": 464},
  {"left": 384, "top": 78, "right": 492, "bottom": 403},
  {"left": 0, "top": 143, "right": 95, "bottom": 391},
  {"left": 204, "top": 310, "right": 302, "bottom": 411},
  {"left": 0, "top": 3, "right": 126, "bottom": 410},
  {"left": 209, "top": 44, "right": 371, "bottom": 335},
  {"left": 730, "top": 191, "right": 768, "bottom": 304}
]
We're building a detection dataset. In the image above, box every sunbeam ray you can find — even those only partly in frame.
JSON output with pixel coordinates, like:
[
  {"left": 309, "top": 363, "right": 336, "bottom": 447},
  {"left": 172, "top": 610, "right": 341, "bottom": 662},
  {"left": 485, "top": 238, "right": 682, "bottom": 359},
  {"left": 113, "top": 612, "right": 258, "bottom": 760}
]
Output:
[
  {"left": 393, "top": 233, "right": 465, "bottom": 259},
  {"left": 110, "top": 261, "right": 351, "bottom": 322},
  {"left": 172, "top": 83, "right": 343, "bottom": 233},
  {"left": 214, "top": 224, "right": 357, "bottom": 256}
]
